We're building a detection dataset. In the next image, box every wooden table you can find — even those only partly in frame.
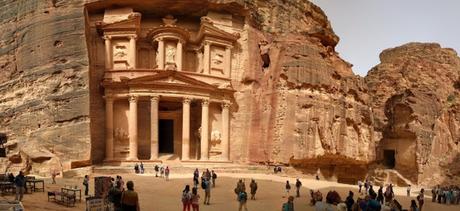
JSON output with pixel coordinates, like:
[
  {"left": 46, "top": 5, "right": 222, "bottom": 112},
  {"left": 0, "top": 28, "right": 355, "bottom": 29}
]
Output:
[
  {"left": 26, "top": 179, "right": 45, "bottom": 192},
  {"left": 61, "top": 187, "right": 82, "bottom": 202}
]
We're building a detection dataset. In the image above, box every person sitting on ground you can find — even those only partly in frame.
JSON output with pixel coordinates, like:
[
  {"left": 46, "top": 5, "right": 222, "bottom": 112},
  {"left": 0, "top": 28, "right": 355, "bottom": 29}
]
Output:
[
  {"left": 250, "top": 179, "right": 258, "bottom": 200},
  {"left": 282, "top": 196, "right": 294, "bottom": 211},
  {"left": 121, "top": 181, "right": 140, "bottom": 211}
]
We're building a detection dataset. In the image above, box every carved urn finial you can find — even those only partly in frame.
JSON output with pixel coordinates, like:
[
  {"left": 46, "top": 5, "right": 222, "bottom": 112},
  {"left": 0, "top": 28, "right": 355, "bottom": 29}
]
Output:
[{"left": 162, "top": 15, "right": 177, "bottom": 26}]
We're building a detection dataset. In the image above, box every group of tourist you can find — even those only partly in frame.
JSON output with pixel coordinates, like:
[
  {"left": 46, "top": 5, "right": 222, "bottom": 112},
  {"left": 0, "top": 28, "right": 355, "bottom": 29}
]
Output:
[
  {"left": 134, "top": 163, "right": 170, "bottom": 180},
  {"left": 107, "top": 176, "right": 140, "bottom": 211},
  {"left": 431, "top": 185, "right": 460, "bottom": 205},
  {"left": 233, "top": 178, "right": 259, "bottom": 211},
  {"left": 182, "top": 168, "right": 218, "bottom": 211}
]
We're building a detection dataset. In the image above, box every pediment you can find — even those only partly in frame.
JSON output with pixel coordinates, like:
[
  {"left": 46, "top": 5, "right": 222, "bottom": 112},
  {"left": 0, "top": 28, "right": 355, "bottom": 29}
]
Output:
[
  {"left": 193, "top": 22, "right": 240, "bottom": 43},
  {"left": 128, "top": 71, "right": 217, "bottom": 90},
  {"left": 96, "top": 8, "right": 141, "bottom": 32}
]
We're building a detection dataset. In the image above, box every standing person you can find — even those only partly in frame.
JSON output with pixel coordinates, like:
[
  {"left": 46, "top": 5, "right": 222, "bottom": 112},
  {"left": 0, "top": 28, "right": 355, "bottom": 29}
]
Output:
[
  {"left": 377, "top": 186, "right": 384, "bottom": 205},
  {"left": 191, "top": 187, "right": 200, "bottom": 211},
  {"left": 108, "top": 181, "right": 123, "bottom": 211},
  {"left": 204, "top": 179, "right": 211, "bottom": 205},
  {"left": 238, "top": 190, "right": 248, "bottom": 211},
  {"left": 160, "top": 165, "right": 165, "bottom": 178},
  {"left": 165, "top": 166, "right": 170, "bottom": 181},
  {"left": 140, "top": 162, "right": 144, "bottom": 174},
  {"left": 407, "top": 185, "right": 411, "bottom": 197},
  {"left": 345, "top": 191, "right": 355, "bottom": 211},
  {"left": 410, "top": 199, "right": 419, "bottom": 211},
  {"left": 119, "top": 176, "right": 125, "bottom": 191},
  {"left": 121, "top": 181, "right": 140, "bottom": 211},
  {"left": 417, "top": 188, "right": 425, "bottom": 211},
  {"left": 182, "top": 185, "right": 192, "bottom": 211},
  {"left": 14, "top": 171, "right": 26, "bottom": 201},
  {"left": 281, "top": 196, "right": 294, "bottom": 211},
  {"left": 235, "top": 179, "right": 246, "bottom": 200},
  {"left": 134, "top": 163, "right": 139, "bottom": 174},
  {"left": 295, "top": 179, "right": 302, "bottom": 197},
  {"left": 154, "top": 165, "right": 159, "bottom": 177},
  {"left": 83, "top": 175, "right": 89, "bottom": 196},
  {"left": 193, "top": 169, "right": 200, "bottom": 189},
  {"left": 431, "top": 186, "right": 437, "bottom": 202},
  {"left": 358, "top": 180, "right": 363, "bottom": 194},
  {"left": 250, "top": 179, "right": 258, "bottom": 200},
  {"left": 211, "top": 170, "right": 217, "bottom": 187},
  {"left": 51, "top": 169, "right": 58, "bottom": 184},
  {"left": 285, "top": 181, "right": 291, "bottom": 198}
]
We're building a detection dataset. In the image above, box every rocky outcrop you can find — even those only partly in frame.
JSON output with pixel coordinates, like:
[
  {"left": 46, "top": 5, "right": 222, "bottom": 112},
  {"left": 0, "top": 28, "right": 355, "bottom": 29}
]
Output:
[
  {"left": 0, "top": 0, "right": 90, "bottom": 176},
  {"left": 366, "top": 43, "right": 460, "bottom": 185}
]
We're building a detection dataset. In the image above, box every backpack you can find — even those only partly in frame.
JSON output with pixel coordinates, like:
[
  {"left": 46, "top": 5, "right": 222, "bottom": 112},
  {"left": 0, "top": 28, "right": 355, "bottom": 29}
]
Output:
[
  {"left": 282, "top": 203, "right": 291, "bottom": 211},
  {"left": 201, "top": 181, "right": 207, "bottom": 189},
  {"left": 212, "top": 173, "right": 217, "bottom": 179},
  {"left": 238, "top": 192, "right": 247, "bottom": 201}
]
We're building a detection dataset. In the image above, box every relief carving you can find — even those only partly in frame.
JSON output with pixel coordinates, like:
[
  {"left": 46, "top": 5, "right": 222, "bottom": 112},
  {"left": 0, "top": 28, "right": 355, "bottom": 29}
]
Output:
[
  {"left": 166, "top": 45, "right": 176, "bottom": 64},
  {"left": 212, "top": 52, "right": 224, "bottom": 65},
  {"left": 113, "top": 45, "right": 127, "bottom": 60}
]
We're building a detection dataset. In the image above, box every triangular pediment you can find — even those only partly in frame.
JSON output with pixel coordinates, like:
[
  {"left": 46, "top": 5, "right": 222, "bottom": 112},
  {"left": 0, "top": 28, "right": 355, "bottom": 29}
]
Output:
[{"left": 128, "top": 71, "right": 218, "bottom": 90}]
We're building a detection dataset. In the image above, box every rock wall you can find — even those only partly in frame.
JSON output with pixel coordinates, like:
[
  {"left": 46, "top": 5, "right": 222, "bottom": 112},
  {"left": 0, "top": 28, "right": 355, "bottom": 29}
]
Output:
[
  {"left": 0, "top": 0, "right": 91, "bottom": 176},
  {"left": 366, "top": 43, "right": 460, "bottom": 185}
]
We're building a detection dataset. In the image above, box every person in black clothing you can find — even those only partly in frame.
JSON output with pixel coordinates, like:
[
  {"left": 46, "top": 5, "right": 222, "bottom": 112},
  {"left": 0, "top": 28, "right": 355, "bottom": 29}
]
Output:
[
  {"left": 14, "top": 171, "right": 26, "bottom": 201},
  {"left": 295, "top": 179, "right": 302, "bottom": 197},
  {"left": 377, "top": 186, "right": 384, "bottom": 205},
  {"left": 345, "top": 191, "right": 355, "bottom": 211},
  {"left": 108, "top": 181, "right": 123, "bottom": 211}
]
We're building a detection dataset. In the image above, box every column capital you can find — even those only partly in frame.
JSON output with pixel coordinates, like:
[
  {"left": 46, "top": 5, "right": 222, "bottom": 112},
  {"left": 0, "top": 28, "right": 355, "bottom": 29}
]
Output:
[
  {"left": 129, "top": 34, "right": 138, "bottom": 40},
  {"left": 183, "top": 97, "right": 192, "bottom": 104},
  {"left": 129, "top": 95, "right": 138, "bottom": 103},
  {"left": 221, "top": 101, "right": 231, "bottom": 108},
  {"left": 104, "top": 95, "right": 114, "bottom": 101},
  {"left": 225, "top": 45, "right": 233, "bottom": 50},
  {"left": 103, "top": 35, "right": 112, "bottom": 40},
  {"left": 155, "top": 37, "right": 164, "bottom": 42},
  {"left": 201, "top": 99, "right": 210, "bottom": 106},
  {"left": 150, "top": 95, "right": 160, "bottom": 102}
]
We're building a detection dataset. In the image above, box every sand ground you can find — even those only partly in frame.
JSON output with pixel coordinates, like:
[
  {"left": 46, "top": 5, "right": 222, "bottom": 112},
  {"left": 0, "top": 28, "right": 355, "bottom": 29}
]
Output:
[{"left": 1, "top": 172, "right": 458, "bottom": 211}]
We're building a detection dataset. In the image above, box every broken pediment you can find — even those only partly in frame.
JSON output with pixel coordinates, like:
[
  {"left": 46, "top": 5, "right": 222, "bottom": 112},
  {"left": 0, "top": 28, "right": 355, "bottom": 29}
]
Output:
[{"left": 96, "top": 7, "right": 141, "bottom": 33}]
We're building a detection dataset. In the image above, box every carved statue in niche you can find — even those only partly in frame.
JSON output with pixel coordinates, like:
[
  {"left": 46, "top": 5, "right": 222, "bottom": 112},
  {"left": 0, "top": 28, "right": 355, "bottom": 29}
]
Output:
[
  {"left": 162, "top": 15, "right": 177, "bottom": 26},
  {"left": 197, "top": 51, "right": 203, "bottom": 73},
  {"left": 113, "top": 45, "right": 127, "bottom": 60},
  {"left": 211, "top": 130, "right": 221, "bottom": 143},
  {"left": 212, "top": 52, "right": 224, "bottom": 65},
  {"left": 114, "top": 128, "right": 129, "bottom": 143},
  {"left": 166, "top": 45, "right": 176, "bottom": 64}
]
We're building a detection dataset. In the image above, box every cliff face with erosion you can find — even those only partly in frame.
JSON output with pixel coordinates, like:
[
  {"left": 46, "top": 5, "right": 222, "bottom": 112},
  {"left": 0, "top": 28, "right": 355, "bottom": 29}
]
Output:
[{"left": 366, "top": 43, "right": 460, "bottom": 185}]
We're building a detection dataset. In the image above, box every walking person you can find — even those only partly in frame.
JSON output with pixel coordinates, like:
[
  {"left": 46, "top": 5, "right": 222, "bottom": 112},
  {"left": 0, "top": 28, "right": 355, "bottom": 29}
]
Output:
[
  {"left": 165, "top": 166, "right": 170, "bottom": 181},
  {"left": 250, "top": 179, "right": 258, "bottom": 200},
  {"left": 108, "top": 181, "right": 123, "bottom": 211},
  {"left": 410, "top": 199, "right": 419, "bottom": 211},
  {"left": 238, "top": 190, "right": 248, "bottom": 211},
  {"left": 211, "top": 170, "right": 217, "bottom": 187},
  {"left": 160, "top": 165, "right": 165, "bottom": 178},
  {"left": 204, "top": 178, "right": 211, "bottom": 205},
  {"left": 193, "top": 169, "right": 200, "bottom": 188},
  {"left": 358, "top": 180, "right": 363, "bottom": 194},
  {"left": 285, "top": 181, "right": 291, "bottom": 198},
  {"left": 51, "top": 169, "right": 58, "bottom": 184},
  {"left": 282, "top": 196, "right": 294, "bottom": 211},
  {"left": 121, "top": 181, "right": 140, "bottom": 211},
  {"left": 235, "top": 179, "right": 246, "bottom": 200},
  {"left": 14, "top": 171, "right": 26, "bottom": 201},
  {"left": 83, "top": 175, "right": 89, "bottom": 196},
  {"left": 182, "top": 185, "right": 192, "bottom": 211},
  {"left": 417, "top": 188, "right": 425, "bottom": 211},
  {"left": 377, "top": 186, "right": 384, "bottom": 205},
  {"left": 134, "top": 163, "right": 139, "bottom": 174},
  {"left": 295, "top": 179, "right": 302, "bottom": 197},
  {"left": 407, "top": 185, "right": 411, "bottom": 197},
  {"left": 431, "top": 187, "right": 437, "bottom": 202},
  {"left": 140, "top": 162, "right": 144, "bottom": 174},
  {"left": 191, "top": 187, "right": 200, "bottom": 211}
]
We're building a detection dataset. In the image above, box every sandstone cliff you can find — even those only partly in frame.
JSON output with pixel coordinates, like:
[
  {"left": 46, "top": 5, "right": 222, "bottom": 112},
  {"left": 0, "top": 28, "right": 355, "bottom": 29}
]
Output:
[{"left": 366, "top": 43, "right": 460, "bottom": 185}]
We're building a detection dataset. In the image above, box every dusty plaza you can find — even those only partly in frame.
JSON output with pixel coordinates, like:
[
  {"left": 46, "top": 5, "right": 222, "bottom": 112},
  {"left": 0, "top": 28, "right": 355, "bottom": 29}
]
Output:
[{"left": 0, "top": 0, "right": 460, "bottom": 210}]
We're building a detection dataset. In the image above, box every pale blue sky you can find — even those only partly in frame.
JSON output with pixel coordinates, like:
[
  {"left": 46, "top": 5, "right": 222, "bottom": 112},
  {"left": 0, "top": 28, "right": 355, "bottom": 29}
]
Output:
[{"left": 311, "top": 0, "right": 460, "bottom": 76}]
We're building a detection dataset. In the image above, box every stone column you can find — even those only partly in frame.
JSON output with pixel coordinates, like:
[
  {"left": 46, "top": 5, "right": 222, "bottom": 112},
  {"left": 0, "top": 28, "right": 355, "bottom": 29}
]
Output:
[
  {"left": 176, "top": 40, "right": 183, "bottom": 71},
  {"left": 182, "top": 97, "right": 191, "bottom": 160},
  {"left": 105, "top": 96, "right": 114, "bottom": 160},
  {"left": 224, "top": 46, "right": 232, "bottom": 78},
  {"left": 203, "top": 42, "right": 211, "bottom": 74},
  {"left": 129, "top": 35, "right": 137, "bottom": 69},
  {"left": 221, "top": 101, "right": 230, "bottom": 161},
  {"left": 150, "top": 95, "right": 159, "bottom": 160},
  {"left": 128, "top": 95, "right": 138, "bottom": 160},
  {"left": 104, "top": 36, "right": 112, "bottom": 70},
  {"left": 157, "top": 38, "right": 165, "bottom": 70},
  {"left": 200, "top": 99, "right": 210, "bottom": 160}
]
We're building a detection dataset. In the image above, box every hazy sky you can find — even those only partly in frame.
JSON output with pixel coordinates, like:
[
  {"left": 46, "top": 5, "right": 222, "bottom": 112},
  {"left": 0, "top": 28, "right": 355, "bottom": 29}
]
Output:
[{"left": 311, "top": 0, "right": 460, "bottom": 76}]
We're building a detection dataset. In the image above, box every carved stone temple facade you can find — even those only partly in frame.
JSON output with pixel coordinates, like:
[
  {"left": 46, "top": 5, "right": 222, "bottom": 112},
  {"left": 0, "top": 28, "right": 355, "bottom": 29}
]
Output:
[{"left": 91, "top": 8, "right": 239, "bottom": 162}]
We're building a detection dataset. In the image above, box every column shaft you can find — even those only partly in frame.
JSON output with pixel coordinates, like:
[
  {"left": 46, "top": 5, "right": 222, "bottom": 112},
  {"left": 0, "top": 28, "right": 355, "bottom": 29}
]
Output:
[
  {"left": 104, "top": 37, "right": 112, "bottom": 70},
  {"left": 221, "top": 102, "right": 230, "bottom": 161},
  {"left": 200, "top": 99, "right": 210, "bottom": 160},
  {"left": 105, "top": 97, "right": 114, "bottom": 160},
  {"left": 203, "top": 42, "right": 211, "bottom": 74},
  {"left": 224, "top": 47, "right": 232, "bottom": 78},
  {"left": 128, "top": 96, "right": 138, "bottom": 160},
  {"left": 150, "top": 96, "right": 159, "bottom": 160},
  {"left": 129, "top": 36, "right": 137, "bottom": 69},
  {"left": 158, "top": 39, "right": 165, "bottom": 69},
  {"left": 182, "top": 98, "right": 191, "bottom": 160},
  {"left": 176, "top": 41, "right": 183, "bottom": 71}
]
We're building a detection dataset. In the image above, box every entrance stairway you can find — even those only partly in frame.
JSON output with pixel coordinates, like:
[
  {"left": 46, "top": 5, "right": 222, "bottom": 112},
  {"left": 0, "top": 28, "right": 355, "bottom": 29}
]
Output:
[{"left": 368, "top": 168, "right": 413, "bottom": 186}]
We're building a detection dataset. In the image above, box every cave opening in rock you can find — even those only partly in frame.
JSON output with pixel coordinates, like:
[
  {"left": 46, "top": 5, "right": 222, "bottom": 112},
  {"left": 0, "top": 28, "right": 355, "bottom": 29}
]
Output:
[{"left": 383, "top": 149, "right": 396, "bottom": 169}]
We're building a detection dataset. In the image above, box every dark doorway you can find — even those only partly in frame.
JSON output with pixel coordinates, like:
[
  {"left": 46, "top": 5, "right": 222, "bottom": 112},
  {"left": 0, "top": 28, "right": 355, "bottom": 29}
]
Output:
[
  {"left": 383, "top": 150, "right": 396, "bottom": 168},
  {"left": 159, "top": 119, "right": 174, "bottom": 153}
]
